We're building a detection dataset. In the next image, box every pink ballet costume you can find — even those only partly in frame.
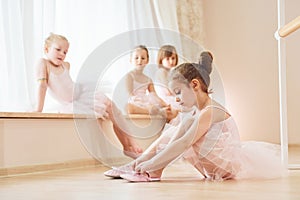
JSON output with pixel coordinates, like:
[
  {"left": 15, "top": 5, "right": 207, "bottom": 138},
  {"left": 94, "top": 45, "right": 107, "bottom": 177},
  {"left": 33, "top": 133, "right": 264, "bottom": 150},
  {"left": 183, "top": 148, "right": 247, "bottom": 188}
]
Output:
[
  {"left": 183, "top": 106, "right": 286, "bottom": 180},
  {"left": 146, "top": 105, "right": 286, "bottom": 181},
  {"left": 154, "top": 68, "right": 180, "bottom": 110},
  {"left": 127, "top": 73, "right": 161, "bottom": 109},
  {"left": 47, "top": 64, "right": 110, "bottom": 118}
]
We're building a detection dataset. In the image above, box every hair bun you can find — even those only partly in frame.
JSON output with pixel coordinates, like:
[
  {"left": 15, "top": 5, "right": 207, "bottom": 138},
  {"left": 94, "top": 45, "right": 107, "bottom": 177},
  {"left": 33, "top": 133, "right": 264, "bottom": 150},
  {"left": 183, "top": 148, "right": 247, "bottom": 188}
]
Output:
[
  {"left": 193, "top": 51, "right": 213, "bottom": 88},
  {"left": 198, "top": 51, "right": 213, "bottom": 75}
]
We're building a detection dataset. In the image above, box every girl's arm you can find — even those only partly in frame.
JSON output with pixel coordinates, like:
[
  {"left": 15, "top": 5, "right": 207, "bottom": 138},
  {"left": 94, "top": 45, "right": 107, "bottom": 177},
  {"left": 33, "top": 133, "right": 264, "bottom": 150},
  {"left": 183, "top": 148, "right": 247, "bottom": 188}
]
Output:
[
  {"left": 35, "top": 81, "right": 47, "bottom": 112},
  {"left": 34, "top": 59, "right": 49, "bottom": 112},
  {"left": 134, "top": 116, "right": 181, "bottom": 166},
  {"left": 135, "top": 109, "right": 212, "bottom": 173},
  {"left": 134, "top": 133, "right": 167, "bottom": 165},
  {"left": 125, "top": 72, "right": 134, "bottom": 96}
]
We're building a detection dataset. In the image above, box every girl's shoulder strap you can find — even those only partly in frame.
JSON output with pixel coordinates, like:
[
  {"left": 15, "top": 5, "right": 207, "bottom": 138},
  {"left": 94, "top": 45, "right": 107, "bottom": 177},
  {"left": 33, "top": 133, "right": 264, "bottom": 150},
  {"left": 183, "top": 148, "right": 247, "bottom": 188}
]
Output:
[
  {"left": 203, "top": 104, "right": 230, "bottom": 115},
  {"left": 61, "top": 61, "right": 70, "bottom": 71}
]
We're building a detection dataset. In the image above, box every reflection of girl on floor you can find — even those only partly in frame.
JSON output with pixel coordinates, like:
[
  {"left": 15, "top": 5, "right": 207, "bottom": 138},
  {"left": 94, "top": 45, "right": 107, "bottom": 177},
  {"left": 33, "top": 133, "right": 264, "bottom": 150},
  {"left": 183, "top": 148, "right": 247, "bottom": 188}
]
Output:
[{"left": 105, "top": 51, "right": 286, "bottom": 182}]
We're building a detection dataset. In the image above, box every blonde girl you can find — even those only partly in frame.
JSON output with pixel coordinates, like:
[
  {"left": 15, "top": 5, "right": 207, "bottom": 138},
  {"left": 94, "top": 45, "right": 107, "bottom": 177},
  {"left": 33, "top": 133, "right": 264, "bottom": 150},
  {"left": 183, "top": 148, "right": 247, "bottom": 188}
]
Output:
[{"left": 35, "top": 33, "right": 142, "bottom": 158}]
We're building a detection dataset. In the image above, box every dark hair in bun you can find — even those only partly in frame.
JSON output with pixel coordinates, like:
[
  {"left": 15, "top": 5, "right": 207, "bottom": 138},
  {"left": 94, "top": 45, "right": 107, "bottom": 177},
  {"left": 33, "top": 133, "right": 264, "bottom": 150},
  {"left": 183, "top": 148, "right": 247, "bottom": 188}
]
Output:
[
  {"left": 196, "top": 51, "right": 213, "bottom": 87},
  {"left": 170, "top": 51, "right": 213, "bottom": 93},
  {"left": 198, "top": 51, "right": 213, "bottom": 74}
]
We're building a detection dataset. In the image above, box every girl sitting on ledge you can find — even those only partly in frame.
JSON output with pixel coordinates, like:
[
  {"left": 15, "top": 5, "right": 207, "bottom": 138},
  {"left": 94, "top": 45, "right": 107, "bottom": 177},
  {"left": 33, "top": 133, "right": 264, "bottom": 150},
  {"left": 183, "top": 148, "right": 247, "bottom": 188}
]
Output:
[{"left": 34, "top": 33, "right": 142, "bottom": 159}]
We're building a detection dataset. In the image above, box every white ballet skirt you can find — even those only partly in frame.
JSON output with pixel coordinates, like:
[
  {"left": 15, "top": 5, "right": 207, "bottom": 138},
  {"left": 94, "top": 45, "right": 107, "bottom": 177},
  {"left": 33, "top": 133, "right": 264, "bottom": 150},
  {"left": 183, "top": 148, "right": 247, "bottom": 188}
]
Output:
[
  {"left": 127, "top": 74, "right": 162, "bottom": 109},
  {"left": 47, "top": 66, "right": 110, "bottom": 118},
  {"left": 153, "top": 106, "right": 286, "bottom": 181}
]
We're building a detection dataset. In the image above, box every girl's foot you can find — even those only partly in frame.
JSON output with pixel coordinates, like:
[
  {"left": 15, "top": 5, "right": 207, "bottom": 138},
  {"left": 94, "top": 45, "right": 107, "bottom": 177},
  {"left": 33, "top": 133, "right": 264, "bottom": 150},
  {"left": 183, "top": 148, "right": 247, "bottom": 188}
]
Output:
[{"left": 123, "top": 146, "right": 143, "bottom": 159}]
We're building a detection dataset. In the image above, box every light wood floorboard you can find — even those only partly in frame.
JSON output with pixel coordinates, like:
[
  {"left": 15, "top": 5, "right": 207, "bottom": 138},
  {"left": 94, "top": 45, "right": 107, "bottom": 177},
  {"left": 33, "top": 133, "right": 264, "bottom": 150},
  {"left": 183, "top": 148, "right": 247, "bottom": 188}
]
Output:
[{"left": 0, "top": 160, "right": 299, "bottom": 200}]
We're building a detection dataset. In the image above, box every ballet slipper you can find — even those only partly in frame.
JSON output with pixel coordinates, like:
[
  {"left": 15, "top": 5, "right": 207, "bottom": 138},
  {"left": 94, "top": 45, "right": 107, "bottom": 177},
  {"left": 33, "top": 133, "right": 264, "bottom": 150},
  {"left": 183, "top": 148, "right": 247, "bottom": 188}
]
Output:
[
  {"left": 120, "top": 172, "right": 161, "bottom": 182},
  {"left": 104, "top": 165, "right": 135, "bottom": 178},
  {"left": 104, "top": 168, "right": 122, "bottom": 178}
]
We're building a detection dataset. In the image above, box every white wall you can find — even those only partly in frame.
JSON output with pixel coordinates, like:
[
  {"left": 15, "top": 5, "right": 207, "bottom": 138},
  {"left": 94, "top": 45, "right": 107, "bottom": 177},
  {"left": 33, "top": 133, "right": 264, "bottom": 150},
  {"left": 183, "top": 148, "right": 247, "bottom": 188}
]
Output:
[{"left": 200, "top": 0, "right": 300, "bottom": 144}]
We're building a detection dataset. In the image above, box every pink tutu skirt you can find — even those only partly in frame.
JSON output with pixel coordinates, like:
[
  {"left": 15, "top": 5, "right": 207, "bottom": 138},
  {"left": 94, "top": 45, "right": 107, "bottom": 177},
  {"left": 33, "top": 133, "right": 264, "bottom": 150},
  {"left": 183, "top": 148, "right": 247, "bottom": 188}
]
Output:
[
  {"left": 236, "top": 141, "right": 287, "bottom": 179},
  {"left": 55, "top": 83, "right": 111, "bottom": 119}
]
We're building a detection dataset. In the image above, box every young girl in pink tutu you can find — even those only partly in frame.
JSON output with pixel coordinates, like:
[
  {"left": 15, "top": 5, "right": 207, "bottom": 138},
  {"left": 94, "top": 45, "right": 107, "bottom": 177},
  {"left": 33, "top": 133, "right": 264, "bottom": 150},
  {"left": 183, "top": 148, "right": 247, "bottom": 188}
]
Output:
[
  {"left": 125, "top": 45, "right": 168, "bottom": 115},
  {"left": 154, "top": 45, "right": 180, "bottom": 117},
  {"left": 34, "top": 33, "right": 142, "bottom": 158},
  {"left": 155, "top": 45, "right": 178, "bottom": 93},
  {"left": 104, "top": 51, "right": 286, "bottom": 181}
]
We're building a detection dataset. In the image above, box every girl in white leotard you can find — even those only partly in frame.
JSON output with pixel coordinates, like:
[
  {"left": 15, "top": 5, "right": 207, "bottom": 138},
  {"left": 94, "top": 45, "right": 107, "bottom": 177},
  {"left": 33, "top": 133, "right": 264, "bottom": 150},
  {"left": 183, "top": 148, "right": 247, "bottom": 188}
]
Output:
[
  {"left": 105, "top": 51, "right": 286, "bottom": 182},
  {"left": 34, "top": 33, "right": 142, "bottom": 158}
]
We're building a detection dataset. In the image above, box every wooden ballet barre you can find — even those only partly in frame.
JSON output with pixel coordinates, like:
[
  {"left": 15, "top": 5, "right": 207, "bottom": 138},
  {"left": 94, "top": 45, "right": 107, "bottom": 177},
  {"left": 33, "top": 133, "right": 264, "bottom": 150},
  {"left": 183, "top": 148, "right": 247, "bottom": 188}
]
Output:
[
  {"left": 0, "top": 112, "right": 88, "bottom": 119},
  {"left": 278, "top": 15, "right": 300, "bottom": 38}
]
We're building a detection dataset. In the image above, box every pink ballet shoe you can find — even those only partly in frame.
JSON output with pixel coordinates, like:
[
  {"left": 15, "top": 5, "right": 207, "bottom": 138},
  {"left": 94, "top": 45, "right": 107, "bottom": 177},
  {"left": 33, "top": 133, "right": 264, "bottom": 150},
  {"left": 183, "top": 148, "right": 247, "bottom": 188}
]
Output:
[
  {"left": 104, "top": 166, "right": 134, "bottom": 178},
  {"left": 120, "top": 172, "right": 161, "bottom": 182}
]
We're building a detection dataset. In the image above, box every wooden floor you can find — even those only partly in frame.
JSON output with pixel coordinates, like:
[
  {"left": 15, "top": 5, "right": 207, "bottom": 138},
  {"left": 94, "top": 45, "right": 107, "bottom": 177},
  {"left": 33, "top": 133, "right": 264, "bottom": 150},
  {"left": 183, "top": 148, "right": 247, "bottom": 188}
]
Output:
[{"left": 0, "top": 160, "right": 300, "bottom": 200}]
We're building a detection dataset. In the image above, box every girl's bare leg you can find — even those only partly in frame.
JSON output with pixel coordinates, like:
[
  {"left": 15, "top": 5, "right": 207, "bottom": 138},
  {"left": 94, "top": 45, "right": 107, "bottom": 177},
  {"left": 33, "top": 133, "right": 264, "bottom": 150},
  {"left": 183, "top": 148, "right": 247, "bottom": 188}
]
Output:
[
  {"left": 107, "top": 101, "right": 143, "bottom": 158},
  {"left": 112, "top": 124, "right": 142, "bottom": 158}
]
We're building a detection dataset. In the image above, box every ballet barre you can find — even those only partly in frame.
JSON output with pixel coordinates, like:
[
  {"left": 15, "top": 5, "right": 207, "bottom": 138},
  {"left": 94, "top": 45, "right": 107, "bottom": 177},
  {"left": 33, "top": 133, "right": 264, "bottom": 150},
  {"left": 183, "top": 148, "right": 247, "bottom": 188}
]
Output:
[
  {"left": 276, "top": 0, "right": 300, "bottom": 170},
  {"left": 276, "top": 15, "right": 300, "bottom": 38}
]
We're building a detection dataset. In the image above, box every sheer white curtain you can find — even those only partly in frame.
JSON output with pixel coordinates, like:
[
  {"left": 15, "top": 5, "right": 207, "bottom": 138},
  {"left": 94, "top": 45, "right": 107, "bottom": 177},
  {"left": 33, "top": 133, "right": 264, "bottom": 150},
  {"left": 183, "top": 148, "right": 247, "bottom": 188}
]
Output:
[
  {"left": 0, "top": 0, "right": 179, "bottom": 112},
  {"left": 0, "top": 0, "right": 56, "bottom": 111}
]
